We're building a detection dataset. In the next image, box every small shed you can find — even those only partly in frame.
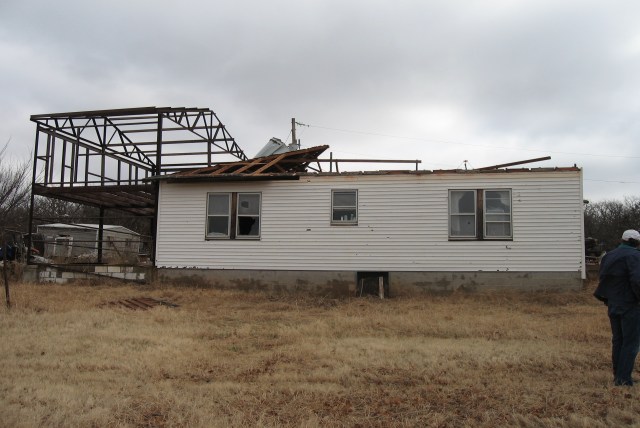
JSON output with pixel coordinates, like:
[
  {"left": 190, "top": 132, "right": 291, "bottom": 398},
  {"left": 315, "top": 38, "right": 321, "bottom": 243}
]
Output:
[{"left": 37, "top": 223, "right": 141, "bottom": 263}]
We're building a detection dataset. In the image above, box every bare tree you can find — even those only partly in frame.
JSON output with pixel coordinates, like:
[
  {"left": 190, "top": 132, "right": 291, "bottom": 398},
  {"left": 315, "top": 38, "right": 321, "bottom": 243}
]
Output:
[
  {"left": 0, "top": 140, "right": 30, "bottom": 231},
  {"left": 584, "top": 196, "right": 640, "bottom": 252}
]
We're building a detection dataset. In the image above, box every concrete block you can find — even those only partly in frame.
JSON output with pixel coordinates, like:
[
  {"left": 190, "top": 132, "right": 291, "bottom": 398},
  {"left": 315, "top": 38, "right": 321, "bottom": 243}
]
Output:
[
  {"left": 112, "top": 272, "right": 125, "bottom": 279},
  {"left": 124, "top": 273, "right": 137, "bottom": 280},
  {"left": 94, "top": 266, "right": 108, "bottom": 273},
  {"left": 22, "top": 266, "right": 38, "bottom": 283},
  {"left": 107, "top": 266, "right": 121, "bottom": 273}
]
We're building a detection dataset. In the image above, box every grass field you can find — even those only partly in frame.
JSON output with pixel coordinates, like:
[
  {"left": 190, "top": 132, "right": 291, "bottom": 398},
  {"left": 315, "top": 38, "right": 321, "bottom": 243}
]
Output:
[{"left": 1, "top": 280, "right": 639, "bottom": 427}]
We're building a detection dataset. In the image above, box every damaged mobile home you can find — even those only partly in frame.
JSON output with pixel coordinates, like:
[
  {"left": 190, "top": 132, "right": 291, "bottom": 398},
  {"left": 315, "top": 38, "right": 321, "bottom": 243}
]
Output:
[
  {"left": 27, "top": 107, "right": 584, "bottom": 294},
  {"left": 150, "top": 145, "right": 585, "bottom": 295}
]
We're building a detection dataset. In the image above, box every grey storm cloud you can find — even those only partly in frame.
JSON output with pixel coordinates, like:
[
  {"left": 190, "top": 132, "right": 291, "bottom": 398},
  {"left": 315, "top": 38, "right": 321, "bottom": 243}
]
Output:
[{"left": 1, "top": 0, "right": 640, "bottom": 200}]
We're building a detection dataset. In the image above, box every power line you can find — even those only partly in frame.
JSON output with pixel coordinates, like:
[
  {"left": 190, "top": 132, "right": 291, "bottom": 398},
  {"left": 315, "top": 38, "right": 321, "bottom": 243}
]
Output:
[
  {"left": 585, "top": 178, "right": 640, "bottom": 184},
  {"left": 304, "top": 123, "right": 640, "bottom": 160}
]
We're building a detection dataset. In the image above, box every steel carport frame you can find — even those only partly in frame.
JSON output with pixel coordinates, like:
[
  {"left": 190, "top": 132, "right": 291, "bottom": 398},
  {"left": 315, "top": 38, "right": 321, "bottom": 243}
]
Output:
[{"left": 28, "top": 106, "right": 247, "bottom": 263}]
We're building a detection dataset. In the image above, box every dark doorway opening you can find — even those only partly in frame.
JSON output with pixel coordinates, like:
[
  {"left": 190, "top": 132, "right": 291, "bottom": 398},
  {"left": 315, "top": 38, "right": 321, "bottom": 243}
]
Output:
[{"left": 356, "top": 272, "right": 389, "bottom": 298}]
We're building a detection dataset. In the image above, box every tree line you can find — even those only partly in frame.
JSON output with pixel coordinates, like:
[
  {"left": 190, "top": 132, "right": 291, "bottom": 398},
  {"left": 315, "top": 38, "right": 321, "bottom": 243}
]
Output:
[
  {"left": 0, "top": 142, "right": 150, "bottom": 241},
  {"left": 584, "top": 197, "right": 640, "bottom": 253}
]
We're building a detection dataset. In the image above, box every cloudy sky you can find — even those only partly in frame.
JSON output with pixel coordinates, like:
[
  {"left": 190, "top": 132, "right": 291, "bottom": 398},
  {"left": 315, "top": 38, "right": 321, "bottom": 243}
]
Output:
[{"left": 1, "top": 0, "right": 639, "bottom": 201}]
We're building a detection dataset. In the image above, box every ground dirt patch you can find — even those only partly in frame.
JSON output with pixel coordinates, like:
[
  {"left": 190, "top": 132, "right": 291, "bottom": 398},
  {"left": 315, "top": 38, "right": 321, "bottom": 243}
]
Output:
[{"left": 0, "top": 281, "right": 637, "bottom": 427}]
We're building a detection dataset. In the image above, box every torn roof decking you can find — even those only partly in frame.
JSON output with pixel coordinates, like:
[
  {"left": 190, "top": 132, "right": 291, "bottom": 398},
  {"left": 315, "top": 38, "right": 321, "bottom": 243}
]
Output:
[
  {"left": 30, "top": 106, "right": 247, "bottom": 215},
  {"left": 151, "top": 145, "right": 331, "bottom": 182},
  {"left": 151, "top": 147, "right": 578, "bottom": 183}
]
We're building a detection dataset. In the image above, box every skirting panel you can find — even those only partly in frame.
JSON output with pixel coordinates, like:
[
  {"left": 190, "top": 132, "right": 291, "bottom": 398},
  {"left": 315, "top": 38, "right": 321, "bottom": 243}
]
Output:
[{"left": 155, "top": 268, "right": 583, "bottom": 296}]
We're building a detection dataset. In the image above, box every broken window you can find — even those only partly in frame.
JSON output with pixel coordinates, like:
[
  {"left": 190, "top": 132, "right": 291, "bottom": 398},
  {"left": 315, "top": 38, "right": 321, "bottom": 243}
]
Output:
[
  {"left": 449, "top": 189, "right": 512, "bottom": 240},
  {"left": 206, "top": 192, "right": 261, "bottom": 239},
  {"left": 237, "top": 193, "right": 261, "bottom": 237},
  {"left": 332, "top": 189, "right": 358, "bottom": 225}
]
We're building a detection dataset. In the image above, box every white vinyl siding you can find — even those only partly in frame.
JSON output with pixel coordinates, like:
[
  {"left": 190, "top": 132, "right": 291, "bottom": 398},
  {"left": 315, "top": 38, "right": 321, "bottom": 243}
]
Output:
[{"left": 155, "top": 171, "right": 583, "bottom": 274}]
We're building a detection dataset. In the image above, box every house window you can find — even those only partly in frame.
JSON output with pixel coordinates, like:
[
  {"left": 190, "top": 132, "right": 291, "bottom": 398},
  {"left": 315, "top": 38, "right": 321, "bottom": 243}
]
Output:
[
  {"left": 484, "top": 190, "right": 512, "bottom": 239},
  {"left": 237, "top": 193, "right": 261, "bottom": 238},
  {"left": 449, "top": 189, "right": 512, "bottom": 240},
  {"left": 207, "top": 193, "right": 231, "bottom": 238},
  {"left": 332, "top": 189, "right": 358, "bottom": 225},
  {"left": 206, "top": 192, "right": 261, "bottom": 239},
  {"left": 449, "top": 190, "right": 476, "bottom": 238}
]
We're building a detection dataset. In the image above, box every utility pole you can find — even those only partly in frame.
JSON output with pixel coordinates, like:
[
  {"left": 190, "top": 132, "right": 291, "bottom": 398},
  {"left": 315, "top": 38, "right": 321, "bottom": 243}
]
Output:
[{"left": 291, "top": 118, "right": 297, "bottom": 149}]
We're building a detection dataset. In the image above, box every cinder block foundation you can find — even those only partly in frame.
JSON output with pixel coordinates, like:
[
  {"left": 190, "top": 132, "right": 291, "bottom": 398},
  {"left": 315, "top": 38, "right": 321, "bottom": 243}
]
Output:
[
  {"left": 156, "top": 268, "right": 583, "bottom": 297},
  {"left": 33, "top": 264, "right": 149, "bottom": 284}
]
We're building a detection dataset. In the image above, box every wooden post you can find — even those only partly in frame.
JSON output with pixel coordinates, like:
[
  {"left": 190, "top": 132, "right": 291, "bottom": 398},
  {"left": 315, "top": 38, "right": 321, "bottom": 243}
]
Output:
[
  {"left": 378, "top": 276, "right": 384, "bottom": 299},
  {"left": 2, "top": 229, "right": 10, "bottom": 309}
]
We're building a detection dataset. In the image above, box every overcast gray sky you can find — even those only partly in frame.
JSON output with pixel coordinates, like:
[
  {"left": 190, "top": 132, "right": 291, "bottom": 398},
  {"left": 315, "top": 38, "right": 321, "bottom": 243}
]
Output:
[{"left": 2, "top": 0, "right": 639, "bottom": 201}]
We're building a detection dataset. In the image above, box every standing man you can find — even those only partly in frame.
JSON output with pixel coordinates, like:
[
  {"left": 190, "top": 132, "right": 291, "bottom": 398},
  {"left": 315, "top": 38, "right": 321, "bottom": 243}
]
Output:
[{"left": 594, "top": 229, "right": 640, "bottom": 386}]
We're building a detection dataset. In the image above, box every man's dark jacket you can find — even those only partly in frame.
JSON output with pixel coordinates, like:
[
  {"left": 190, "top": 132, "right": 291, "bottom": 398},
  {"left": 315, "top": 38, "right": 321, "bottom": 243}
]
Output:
[{"left": 594, "top": 244, "right": 640, "bottom": 306}]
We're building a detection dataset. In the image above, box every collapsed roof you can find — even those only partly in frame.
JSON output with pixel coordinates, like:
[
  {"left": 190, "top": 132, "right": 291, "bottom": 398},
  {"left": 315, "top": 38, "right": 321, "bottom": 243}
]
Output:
[
  {"left": 30, "top": 106, "right": 567, "bottom": 210},
  {"left": 151, "top": 145, "right": 330, "bottom": 182}
]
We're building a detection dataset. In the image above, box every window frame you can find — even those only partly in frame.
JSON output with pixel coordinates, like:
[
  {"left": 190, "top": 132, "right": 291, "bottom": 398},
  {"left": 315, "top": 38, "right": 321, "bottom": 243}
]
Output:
[
  {"left": 235, "top": 192, "right": 261, "bottom": 240},
  {"left": 483, "top": 188, "right": 512, "bottom": 240},
  {"left": 448, "top": 189, "right": 477, "bottom": 239},
  {"left": 448, "top": 188, "right": 512, "bottom": 241},
  {"left": 331, "top": 189, "right": 358, "bottom": 226},
  {"left": 206, "top": 192, "right": 232, "bottom": 239},
  {"left": 205, "top": 192, "right": 261, "bottom": 240}
]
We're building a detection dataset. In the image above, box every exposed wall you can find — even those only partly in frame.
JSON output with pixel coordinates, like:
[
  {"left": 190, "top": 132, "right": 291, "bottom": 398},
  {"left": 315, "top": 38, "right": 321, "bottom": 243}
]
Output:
[{"left": 156, "top": 170, "right": 585, "bottom": 283}]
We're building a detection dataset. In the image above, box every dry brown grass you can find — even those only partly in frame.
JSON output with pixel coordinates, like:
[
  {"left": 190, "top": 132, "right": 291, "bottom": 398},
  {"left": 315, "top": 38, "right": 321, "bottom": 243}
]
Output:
[{"left": 0, "top": 280, "right": 638, "bottom": 427}]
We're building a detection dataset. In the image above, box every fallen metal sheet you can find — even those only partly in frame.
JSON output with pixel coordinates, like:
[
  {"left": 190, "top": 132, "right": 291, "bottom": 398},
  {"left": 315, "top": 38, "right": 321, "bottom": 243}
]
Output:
[{"left": 102, "top": 297, "right": 178, "bottom": 310}]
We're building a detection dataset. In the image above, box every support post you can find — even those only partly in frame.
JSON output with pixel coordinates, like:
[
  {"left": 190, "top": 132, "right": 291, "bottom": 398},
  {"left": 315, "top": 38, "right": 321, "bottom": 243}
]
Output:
[
  {"left": 2, "top": 229, "right": 10, "bottom": 309},
  {"left": 97, "top": 207, "right": 105, "bottom": 264},
  {"left": 151, "top": 113, "right": 163, "bottom": 265},
  {"left": 27, "top": 127, "right": 41, "bottom": 265}
]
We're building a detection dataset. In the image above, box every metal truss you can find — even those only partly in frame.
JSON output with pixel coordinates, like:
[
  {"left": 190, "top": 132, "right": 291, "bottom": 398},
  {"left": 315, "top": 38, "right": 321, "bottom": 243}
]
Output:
[
  {"left": 27, "top": 107, "right": 247, "bottom": 264},
  {"left": 29, "top": 106, "right": 247, "bottom": 214}
]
